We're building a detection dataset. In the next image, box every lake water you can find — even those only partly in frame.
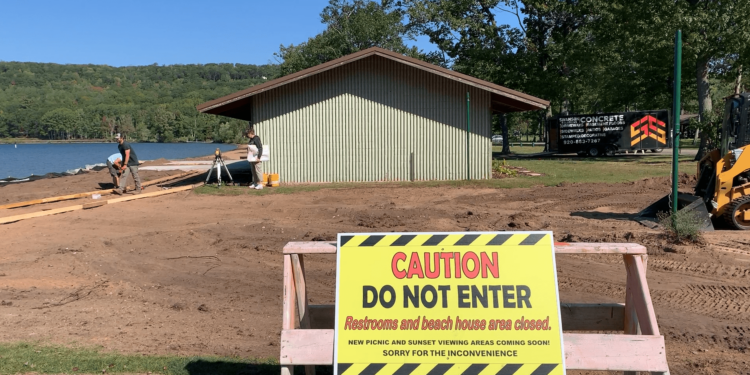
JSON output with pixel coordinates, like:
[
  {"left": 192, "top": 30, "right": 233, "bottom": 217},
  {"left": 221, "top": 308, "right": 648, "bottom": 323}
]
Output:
[{"left": 0, "top": 143, "right": 238, "bottom": 179}]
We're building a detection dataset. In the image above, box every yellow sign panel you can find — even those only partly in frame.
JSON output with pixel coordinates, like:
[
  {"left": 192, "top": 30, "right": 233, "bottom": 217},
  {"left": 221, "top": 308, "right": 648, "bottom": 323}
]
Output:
[{"left": 334, "top": 232, "right": 565, "bottom": 375}]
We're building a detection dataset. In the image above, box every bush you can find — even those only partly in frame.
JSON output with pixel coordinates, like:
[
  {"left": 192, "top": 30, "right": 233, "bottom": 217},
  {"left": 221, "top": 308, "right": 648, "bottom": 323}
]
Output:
[
  {"left": 492, "top": 159, "right": 518, "bottom": 177},
  {"left": 656, "top": 209, "right": 703, "bottom": 243}
]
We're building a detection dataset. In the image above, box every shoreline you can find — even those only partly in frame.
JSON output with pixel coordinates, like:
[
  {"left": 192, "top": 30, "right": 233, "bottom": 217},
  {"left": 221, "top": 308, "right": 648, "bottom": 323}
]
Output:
[{"left": 1, "top": 144, "right": 245, "bottom": 182}]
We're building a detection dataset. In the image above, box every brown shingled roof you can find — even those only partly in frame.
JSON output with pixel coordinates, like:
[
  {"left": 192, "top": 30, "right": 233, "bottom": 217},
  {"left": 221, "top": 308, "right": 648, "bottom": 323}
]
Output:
[{"left": 197, "top": 47, "right": 548, "bottom": 116}]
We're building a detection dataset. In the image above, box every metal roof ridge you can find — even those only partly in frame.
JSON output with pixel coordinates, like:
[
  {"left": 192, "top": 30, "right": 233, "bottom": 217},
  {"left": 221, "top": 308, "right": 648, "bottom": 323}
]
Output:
[{"left": 197, "top": 47, "right": 549, "bottom": 113}]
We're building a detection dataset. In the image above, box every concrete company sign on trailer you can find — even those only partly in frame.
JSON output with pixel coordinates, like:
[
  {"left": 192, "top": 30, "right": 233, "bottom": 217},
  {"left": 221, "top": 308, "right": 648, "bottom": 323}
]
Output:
[
  {"left": 334, "top": 232, "right": 565, "bottom": 375},
  {"left": 555, "top": 110, "right": 669, "bottom": 152}
]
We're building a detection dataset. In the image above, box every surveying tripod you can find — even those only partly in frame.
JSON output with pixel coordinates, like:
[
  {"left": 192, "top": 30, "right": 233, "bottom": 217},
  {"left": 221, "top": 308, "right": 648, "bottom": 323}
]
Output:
[{"left": 205, "top": 148, "right": 234, "bottom": 187}]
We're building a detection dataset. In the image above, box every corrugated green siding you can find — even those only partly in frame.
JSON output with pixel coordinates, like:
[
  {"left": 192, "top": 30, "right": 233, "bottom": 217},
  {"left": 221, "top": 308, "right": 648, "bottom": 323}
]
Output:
[{"left": 252, "top": 55, "right": 492, "bottom": 183}]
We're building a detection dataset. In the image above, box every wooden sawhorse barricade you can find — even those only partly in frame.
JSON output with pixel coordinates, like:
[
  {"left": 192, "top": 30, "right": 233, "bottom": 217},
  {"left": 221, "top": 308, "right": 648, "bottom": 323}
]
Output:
[{"left": 279, "top": 242, "right": 670, "bottom": 375}]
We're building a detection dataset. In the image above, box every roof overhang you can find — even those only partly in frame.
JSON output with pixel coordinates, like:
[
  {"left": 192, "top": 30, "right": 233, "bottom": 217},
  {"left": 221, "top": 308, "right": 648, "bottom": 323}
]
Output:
[{"left": 197, "top": 47, "right": 549, "bottom": 118}]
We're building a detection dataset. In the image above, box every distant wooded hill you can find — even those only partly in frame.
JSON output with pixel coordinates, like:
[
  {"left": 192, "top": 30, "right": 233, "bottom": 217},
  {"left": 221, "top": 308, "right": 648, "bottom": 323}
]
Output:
[{"left": 0, "top": 61, "right": 279, "bottom": 142}]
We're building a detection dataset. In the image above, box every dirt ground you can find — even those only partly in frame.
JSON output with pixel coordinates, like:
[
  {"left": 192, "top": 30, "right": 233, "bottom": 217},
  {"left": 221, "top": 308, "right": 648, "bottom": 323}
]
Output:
[{"left": 1, "top": 157, "right": 749, "bottom": 374}]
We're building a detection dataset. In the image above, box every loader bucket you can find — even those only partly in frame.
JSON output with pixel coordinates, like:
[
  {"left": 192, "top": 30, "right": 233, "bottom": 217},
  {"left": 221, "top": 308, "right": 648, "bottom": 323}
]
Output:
[{"left": 635, "top": 193, "right": 715, "bottom": 231}]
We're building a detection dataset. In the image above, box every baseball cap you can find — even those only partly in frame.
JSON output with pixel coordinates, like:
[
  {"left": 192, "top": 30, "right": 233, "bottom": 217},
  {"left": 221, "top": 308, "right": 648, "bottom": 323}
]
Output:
[{"left": 114, "top": 133, "right": 122, "bottom": 140}]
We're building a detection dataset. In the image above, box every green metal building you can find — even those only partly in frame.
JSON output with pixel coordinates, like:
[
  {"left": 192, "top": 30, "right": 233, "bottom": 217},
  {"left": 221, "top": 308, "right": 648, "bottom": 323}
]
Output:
[{"left": 198, "top": 47, "right": 548, "bottom": 183}]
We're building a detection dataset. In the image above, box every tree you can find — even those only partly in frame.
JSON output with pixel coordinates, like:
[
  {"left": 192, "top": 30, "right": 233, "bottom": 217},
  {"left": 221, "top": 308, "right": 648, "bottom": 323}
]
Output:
[
  {"left": 0, "top": 112, "right": 8, "bottom": 137},
  {"left": 0, "top": 60, "right": 276, "bottom": 142},
  {"left": 40, "top": 108, "right": 77, "bottom": 139},
  {"left": 276, "top": 0, "right": 423, "bottom": 75},
  {"left": 405, "top": 0, "right": 559, "bottom": 153}
]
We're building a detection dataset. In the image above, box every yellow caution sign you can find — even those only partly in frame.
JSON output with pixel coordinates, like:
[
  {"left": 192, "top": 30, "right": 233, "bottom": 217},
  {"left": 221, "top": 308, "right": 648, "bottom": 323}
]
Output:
[{"left": 334, "top": 232, "right": 564, "bottom": 375}]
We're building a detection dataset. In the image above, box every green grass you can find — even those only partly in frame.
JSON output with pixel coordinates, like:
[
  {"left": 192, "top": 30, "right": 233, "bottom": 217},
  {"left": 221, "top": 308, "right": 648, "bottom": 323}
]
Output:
[
  {"left": 492, "top": 145, "right": 546, "bottom": 154},
  {"left": 0, "top": 342, "right": 291, "bottom": 375},
  {"left": 197, "top": 155, "right": 695, "bottom": 196},
  {"left": 679, "top": 138, "right": 701, "bottom": 148}
]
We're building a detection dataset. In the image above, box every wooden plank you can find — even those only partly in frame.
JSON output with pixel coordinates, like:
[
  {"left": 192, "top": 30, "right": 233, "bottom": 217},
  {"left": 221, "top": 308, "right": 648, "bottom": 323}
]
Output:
[
  {"left": 0, "top": 205, "right": 83, "bottom": 224},
  {"left": 283, "top": 241, "right": 647, "bottom": 255},
  {"left": 107, "top": 183, "right": 201, "bottom": 204},
  {"left": 280, "top": 329, "right": 334, "bottom": 365},
  {"left": 624, "top": 255, "right": 660, "bottom": 336},
  {"left": 82, "top": 201, "right": 108, "bottom": 210},
  {"left": 282, "top": 255, "right": 296, "bottom": 375},
  {"left": 564, "top": 333, "right": 669, "bottom": 372},
  {"left": 0, "top": 191, "right": 105, "bottom": 209},
  {"left": 555, "top": 243, "right": 647, "bottom": 254},
  {"left": 0, "top": 183, "right": 202, "bottom": 225},
  {"left": 308, "top": 303, "right": 626, "bottom": 332},
  {"left": 279, "top": 329, "right": 668, "bottom": 372},
  {"left": 284, "top": 242, "right": 337, "bottom": 254},
  {"left": 0, "top": 171, "right": 196, "bottom": 210}
]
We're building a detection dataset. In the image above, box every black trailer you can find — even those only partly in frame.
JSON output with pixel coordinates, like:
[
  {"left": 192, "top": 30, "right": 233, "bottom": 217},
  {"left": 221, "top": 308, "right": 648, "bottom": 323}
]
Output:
[{"left": 547, "top": 110, "right": 670, "bottom": 156}]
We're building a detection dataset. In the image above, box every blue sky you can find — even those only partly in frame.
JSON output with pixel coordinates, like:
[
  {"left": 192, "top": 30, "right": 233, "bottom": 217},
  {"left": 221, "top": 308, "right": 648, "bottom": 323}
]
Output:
[{"left": 0, "top": 0, "right": 520, "bottom": 67}]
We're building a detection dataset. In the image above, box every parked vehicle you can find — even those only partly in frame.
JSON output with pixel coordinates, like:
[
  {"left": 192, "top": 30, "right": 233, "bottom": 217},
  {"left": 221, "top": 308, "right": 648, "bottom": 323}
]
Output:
[{"left": 491, "top": 135, "right": 503, "bottom": 145}]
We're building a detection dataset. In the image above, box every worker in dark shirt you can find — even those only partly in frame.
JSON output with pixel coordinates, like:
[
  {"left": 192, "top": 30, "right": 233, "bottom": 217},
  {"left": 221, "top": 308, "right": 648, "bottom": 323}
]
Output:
[
  {"left": 113, "top": 133, "right": 142, "bottom": 195},
  {"left": 247, "top": 127, "right": 263, "bottom": 190}
]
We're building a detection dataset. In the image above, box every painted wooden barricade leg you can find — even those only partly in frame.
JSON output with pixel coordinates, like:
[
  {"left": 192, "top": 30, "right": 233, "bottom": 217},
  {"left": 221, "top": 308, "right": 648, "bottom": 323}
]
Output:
[
  {"left": 624, "top": 255, "right": 641, "bottom": 375},
  {"left": 291, "top": 254, "right": 315, "bottom": 375},
  {"left": 279, "top": 242, "right": 670, "bottom": 374},
  {"left": 282, "top": 255, "right": 296, "bottom": 375}
]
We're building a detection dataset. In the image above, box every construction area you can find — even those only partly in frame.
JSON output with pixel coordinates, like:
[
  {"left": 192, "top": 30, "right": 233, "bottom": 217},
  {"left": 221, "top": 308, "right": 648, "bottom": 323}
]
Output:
[
  {"left": 0, "top": 149, "right": 748, "bottom": 374},
  {"left": 1, "top": 47, "right": 750, "bottom": 375}
]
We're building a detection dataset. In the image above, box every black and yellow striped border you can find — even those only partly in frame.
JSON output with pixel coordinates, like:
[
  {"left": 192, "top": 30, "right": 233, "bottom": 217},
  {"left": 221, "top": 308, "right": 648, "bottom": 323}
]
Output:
[
  {"left": 339, "top": 233, "right": 549, "bottom": 248},
  {"left": 338, "top": 363, "right": 559, "bottom": 375}
]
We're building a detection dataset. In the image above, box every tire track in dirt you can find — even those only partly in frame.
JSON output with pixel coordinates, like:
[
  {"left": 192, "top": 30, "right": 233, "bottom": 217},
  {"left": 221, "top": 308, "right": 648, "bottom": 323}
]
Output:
[
  {"left": 564, "top": 254, "right": 750, "bottom": 280},
  {"left": 652, "top": 285, "right": 750, "bottom": 322},
  {"left": 724, "top": 325, "right": 750, "bottom": 336},
  {"left": 648, "top": 259, "right": 750, "bottom": 279}
]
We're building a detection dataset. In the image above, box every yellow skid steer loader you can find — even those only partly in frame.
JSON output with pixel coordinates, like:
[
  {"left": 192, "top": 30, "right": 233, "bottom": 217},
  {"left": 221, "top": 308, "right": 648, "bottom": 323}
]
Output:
[{"left": 638, "top": 92, "right": 750, "bottom": 230}]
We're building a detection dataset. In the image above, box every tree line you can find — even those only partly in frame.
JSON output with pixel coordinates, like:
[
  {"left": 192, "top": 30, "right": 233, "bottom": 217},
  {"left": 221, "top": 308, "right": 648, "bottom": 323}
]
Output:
[
  {"left": 0, "top": 62, "right": 278, "bottom": 142},
  {"left": 2, "top": 0, "right": 749, "bottom": 152},
  {"left": 277, "top": 0, "right": 750, "bottom": 155}
]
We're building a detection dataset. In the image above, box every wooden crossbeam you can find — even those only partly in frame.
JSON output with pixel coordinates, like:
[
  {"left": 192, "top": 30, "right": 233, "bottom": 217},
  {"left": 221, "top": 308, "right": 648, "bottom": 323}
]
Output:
[
  {"left": 279, "top": 329, "right": 669, "bottom": 372},
  {"left": 282, "top": 242, "right": 647, "bottom": 255},
  {"left": 563, "top": 333, "right": 668, "bottom": 371}
]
